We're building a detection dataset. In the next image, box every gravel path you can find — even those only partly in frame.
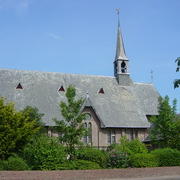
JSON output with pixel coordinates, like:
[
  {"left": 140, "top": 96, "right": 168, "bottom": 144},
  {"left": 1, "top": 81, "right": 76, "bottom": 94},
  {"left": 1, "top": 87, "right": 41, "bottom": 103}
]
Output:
[{"left": 0, "top": 167, "right": 180, "bottom": 180}]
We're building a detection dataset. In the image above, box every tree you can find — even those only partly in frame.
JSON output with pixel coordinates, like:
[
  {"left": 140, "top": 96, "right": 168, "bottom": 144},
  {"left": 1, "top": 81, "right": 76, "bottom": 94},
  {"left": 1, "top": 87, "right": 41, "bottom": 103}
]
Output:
[
  {"left": 149, "top": 96, "right": 180, "bottom": 149},
  {"left": 21, "top": 106, "right": 44, "bottom": 133},
  {"left": 174, "top": 57, "right": 180, "bottom": 88},
  {"left": 54, "top": 85, "right": 86, "bottom": 160},
  {"left": 0, "top": 98, "right": 43, "bottom": 160}
]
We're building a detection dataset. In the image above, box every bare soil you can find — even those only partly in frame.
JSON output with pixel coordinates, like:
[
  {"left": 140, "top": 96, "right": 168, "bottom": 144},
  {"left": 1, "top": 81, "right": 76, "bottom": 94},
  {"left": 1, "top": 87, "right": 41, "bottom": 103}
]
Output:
[{"left": 0, "top": 166, "right": 180, "bottom": 180}]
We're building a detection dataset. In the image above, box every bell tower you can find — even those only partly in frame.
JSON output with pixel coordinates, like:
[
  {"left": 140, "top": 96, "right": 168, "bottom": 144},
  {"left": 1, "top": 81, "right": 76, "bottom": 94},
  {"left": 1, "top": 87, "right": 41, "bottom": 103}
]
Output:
[{"left": 114, "top": 9, "right": 132, "bottom": 85}]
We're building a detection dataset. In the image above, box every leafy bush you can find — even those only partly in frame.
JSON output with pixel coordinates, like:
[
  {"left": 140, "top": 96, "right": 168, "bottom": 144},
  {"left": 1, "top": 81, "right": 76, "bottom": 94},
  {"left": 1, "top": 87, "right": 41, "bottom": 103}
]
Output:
[
  {"left": 0, "top": 98, "right": 43, "bottom": 160},
  {"left": 0, "top": 160, "right": 6, "bottom": 171},
  {"left": 58, "top": 160, "right": 101, "bottom": 170},
  {"left": 108, "top": 137, "right": 148, "bottom": 156},
  {"left": 107, "top": 151, "right": 129, "bottom": 168},
  {"left": 77, "top": 147, "right": 108, "bottom": 168},
  {"left": 2, "top": 155, "right": 29, "bottom": 170},
  {"left": 22, "top": 135, "right": 67, "bottom": 170},
  {"left": 151, "top": 148, "right": 180, "bottom": 166},
  {"left": 130, "top": 153, "right": 158, "bottom": 167},
  {"left": 106, "top": 137, "right": 148, "bottom": 168},
  {"left": 127, "top": 139, "right": 148, "bottom": 155}
]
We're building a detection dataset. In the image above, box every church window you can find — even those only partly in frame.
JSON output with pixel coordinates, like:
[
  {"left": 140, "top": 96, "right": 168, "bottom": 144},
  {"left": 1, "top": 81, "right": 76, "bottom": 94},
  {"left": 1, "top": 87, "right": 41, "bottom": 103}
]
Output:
[
  {"left": 85, "top": 113, "right": 91, "bottom": 121},
  {"left": 83, "top": 123, "right": 88, "bottom": 143},
  {"left": 125, "top": 128, "right": 133, "bottom": 140},
  {"left": 16, "top": 83, "right": 23, "bottom": 89},
  {"left": 88, "top": 122, "right": 92, "bottom": 144},
  {"left": 58, "top": 86, "right": 65, "bottom": 92},
  {"left": 83, "top": 122, "right": 92, "bottom": 145},
  {"left": 135, "top": 129, "right": 138, "bottom": 139},
  {"left": 114, "top": 61, "right": 117, "bottom": 76},
  {"left": 98, "top": 88, "right": 104, "bottom": 94},
  {"left": 107, "top": 130, "right": 116, "bottom": 144},
  {"left": 130, "top": 129, "right": 134, "bottom": 140},
  {"left": 121, "top": 61, "right": 127, "bottom": 73}
]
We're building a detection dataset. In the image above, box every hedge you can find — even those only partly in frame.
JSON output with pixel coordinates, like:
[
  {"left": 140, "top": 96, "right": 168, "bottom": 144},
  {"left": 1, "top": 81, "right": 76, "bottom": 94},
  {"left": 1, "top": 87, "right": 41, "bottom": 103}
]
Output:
[
  {"left": 151, "top": 148, "right": 180, "bottom": 166},
  {"left": 107, "top": 151, "right": 129, "bottom": 168},
  {"left": 0, "top": 160, "right": 6, "bottom": 170},
  {"left": 77, "top": 147, "right": 108, "bottom": 168},
  {"left": 130, "top": 153, "right": 159, "bottom": 167},
  {"left": 0, "top": 155, "right": 29, "bottom": 170}
]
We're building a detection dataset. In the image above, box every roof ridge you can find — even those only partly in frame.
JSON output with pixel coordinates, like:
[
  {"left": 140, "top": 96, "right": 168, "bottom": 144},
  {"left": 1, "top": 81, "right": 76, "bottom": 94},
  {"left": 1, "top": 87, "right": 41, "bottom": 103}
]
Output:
[
  {"left": 0, "top": 68, "right": 115, "bottom": 79},
  {"left": 134, "top": 82, "right": 153, "bottom": 85}
]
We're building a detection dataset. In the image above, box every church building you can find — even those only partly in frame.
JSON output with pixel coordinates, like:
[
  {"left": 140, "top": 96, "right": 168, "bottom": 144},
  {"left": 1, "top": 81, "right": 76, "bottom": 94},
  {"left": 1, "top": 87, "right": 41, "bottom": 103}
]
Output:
[{"left": 0, "top": 15, "right": 159, "bottom": 148}]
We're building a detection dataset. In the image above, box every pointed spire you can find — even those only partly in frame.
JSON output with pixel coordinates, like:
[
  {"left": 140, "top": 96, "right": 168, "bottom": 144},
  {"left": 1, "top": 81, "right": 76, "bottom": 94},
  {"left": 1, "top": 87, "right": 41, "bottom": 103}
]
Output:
[{"left": 115, "top": 9, "right": 128, "bottom": 61}]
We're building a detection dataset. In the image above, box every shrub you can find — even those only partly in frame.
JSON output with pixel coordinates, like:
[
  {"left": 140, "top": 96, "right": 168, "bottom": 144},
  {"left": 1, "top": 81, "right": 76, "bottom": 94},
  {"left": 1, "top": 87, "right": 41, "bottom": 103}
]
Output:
[
  {"left": 151, "top": 148, "right": 180, "bottom": 166},
  {"left": 108, "top": 137, "right": 148, "bottom": 156},
  {"left": 107, "top": 151, "right": 129, "bottom": 168},
  {"left": 0, "top": 160, "right": 6, "bottom": 171},
  {"left": 130, "top": 153, "right": 158, "bottom": 167},
  {"left": 58, "top": 160, "right": 101, "bottom": 170},
  {"left": 128, "top": 139, "right": 148, "bottom": 155},
  {"left": 77, "top": 147, "right": 108, "bottom": 168},
  {"left": 22, "top": 135, "right": 67, "bottom": 170},
  {"left": 106, "top": 137, "right": 148, "bottom": 168},
  {"left": 3, "top": 155, "right": 29, "bottom": 170}
]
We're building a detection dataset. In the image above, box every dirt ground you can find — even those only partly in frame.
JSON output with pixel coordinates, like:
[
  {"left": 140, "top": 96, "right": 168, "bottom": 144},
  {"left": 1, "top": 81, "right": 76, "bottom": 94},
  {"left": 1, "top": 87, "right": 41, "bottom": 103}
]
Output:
[{"left": 0, "top": 166, "right": 180, "bottom": 180}]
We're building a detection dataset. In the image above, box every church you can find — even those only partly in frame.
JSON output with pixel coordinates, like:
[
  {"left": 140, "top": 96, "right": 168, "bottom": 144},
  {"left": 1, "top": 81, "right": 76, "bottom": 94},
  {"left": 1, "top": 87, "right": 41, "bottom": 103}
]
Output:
[{"left": 0, "top": 15, "right": 159, "bottom": 148}]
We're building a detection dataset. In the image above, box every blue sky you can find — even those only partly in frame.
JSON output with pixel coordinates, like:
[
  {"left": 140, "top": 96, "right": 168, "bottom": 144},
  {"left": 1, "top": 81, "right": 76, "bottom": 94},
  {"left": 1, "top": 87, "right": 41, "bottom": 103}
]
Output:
[{"left": 0, "top": 0, "right": 179, "bottom": 112}]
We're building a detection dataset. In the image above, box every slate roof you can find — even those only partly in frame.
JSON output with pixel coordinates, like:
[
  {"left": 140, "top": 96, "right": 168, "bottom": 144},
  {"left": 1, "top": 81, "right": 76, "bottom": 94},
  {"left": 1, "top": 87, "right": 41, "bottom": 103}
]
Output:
[{"left": 0, "top": 68, "right": 159, "bottom": 128}]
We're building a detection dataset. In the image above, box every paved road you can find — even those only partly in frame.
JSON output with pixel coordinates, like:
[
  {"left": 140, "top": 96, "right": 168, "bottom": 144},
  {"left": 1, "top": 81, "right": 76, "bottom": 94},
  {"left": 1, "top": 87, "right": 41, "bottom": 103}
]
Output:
[{"left": 104, "top": 176, "right": 180, "bottom": 180}]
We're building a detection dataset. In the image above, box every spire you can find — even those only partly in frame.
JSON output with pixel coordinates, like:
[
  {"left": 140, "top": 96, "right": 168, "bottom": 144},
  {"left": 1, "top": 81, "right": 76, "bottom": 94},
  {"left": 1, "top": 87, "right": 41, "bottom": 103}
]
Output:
[
  {"left": 113, "top": 10, "right": 132, "bottom": 85},
  {"left": 115, "top": 9, "right": 128, "bottom": 61}
]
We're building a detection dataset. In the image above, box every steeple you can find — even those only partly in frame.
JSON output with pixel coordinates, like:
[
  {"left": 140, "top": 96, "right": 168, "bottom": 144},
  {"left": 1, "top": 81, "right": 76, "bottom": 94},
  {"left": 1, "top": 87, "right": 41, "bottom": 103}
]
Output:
[
  {"left": 115, "top": 10, "right": 128, "bottom": 61},
  {"left": 114, "top": 10, "right": 132, "bottom": 85}
]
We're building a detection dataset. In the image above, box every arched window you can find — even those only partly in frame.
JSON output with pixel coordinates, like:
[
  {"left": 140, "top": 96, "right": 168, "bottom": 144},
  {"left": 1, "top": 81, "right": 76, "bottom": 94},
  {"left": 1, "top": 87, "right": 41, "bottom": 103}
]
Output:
[
  {"left": 83, "top": 122, "right": 92, "bottom": 145},
  {"left": 114, "top": 61, "right": 118, "bottom": 76},
  {"left": 84, "top": 122, "right": 87, "bottom": 128},
  {"left": 83, "top": 123, "right": 88, "bottom": 143},
  {"left": 88, "top": 122, "right": 92, "bottom": 144},
  {"left": 121, "top": 61, "right": 127, "bottom": 73}
]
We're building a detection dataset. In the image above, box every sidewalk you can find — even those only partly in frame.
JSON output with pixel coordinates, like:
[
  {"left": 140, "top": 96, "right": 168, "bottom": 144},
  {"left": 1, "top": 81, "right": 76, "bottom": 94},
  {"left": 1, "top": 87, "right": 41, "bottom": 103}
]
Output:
[{"left": 0, "top": 167, "right": 180, "bottom": 180}]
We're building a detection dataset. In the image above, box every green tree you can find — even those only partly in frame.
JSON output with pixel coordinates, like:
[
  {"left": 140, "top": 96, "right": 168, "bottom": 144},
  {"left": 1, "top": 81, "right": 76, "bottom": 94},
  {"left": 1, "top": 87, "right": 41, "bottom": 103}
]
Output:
[
  {"left": 174, "top": 57, "right": 180, "bottom": 88},
  {"left": 150, "top": 96, "right": 180, "bottom": 149},
  {"left": 0, "top": 98, "right": 43, "bottom": 160},
  {"left": 54, "top": 85, "right": 86, "bottom": 160},
  {"left": 21, "top": 106, "right": 44, "bottom": 127}
]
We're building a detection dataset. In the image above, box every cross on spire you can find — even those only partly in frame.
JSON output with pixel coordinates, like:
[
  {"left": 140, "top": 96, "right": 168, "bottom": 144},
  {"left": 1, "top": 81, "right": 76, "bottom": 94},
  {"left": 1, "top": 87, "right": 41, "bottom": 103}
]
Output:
[
  {"left": 116, "top": 8, "right": 120, "bottom": 27},
  {"left": 150, "top": 70, "right": 154, "bottom": 83}
]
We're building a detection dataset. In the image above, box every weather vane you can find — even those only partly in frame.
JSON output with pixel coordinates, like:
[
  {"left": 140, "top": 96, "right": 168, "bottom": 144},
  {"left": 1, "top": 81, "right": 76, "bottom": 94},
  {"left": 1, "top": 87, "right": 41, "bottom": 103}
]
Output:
[
  {"left": 116, "top": 8, "right": 120, "bottom": 27},
  {"left": 150, "top": 70, "right": 154, "bottom": 83},
  {"left": 116, "top": 8, "right": 120, "bottom": 15},
  {"left": 86, "top": 91, "right": 89, "bottom": 98}
]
